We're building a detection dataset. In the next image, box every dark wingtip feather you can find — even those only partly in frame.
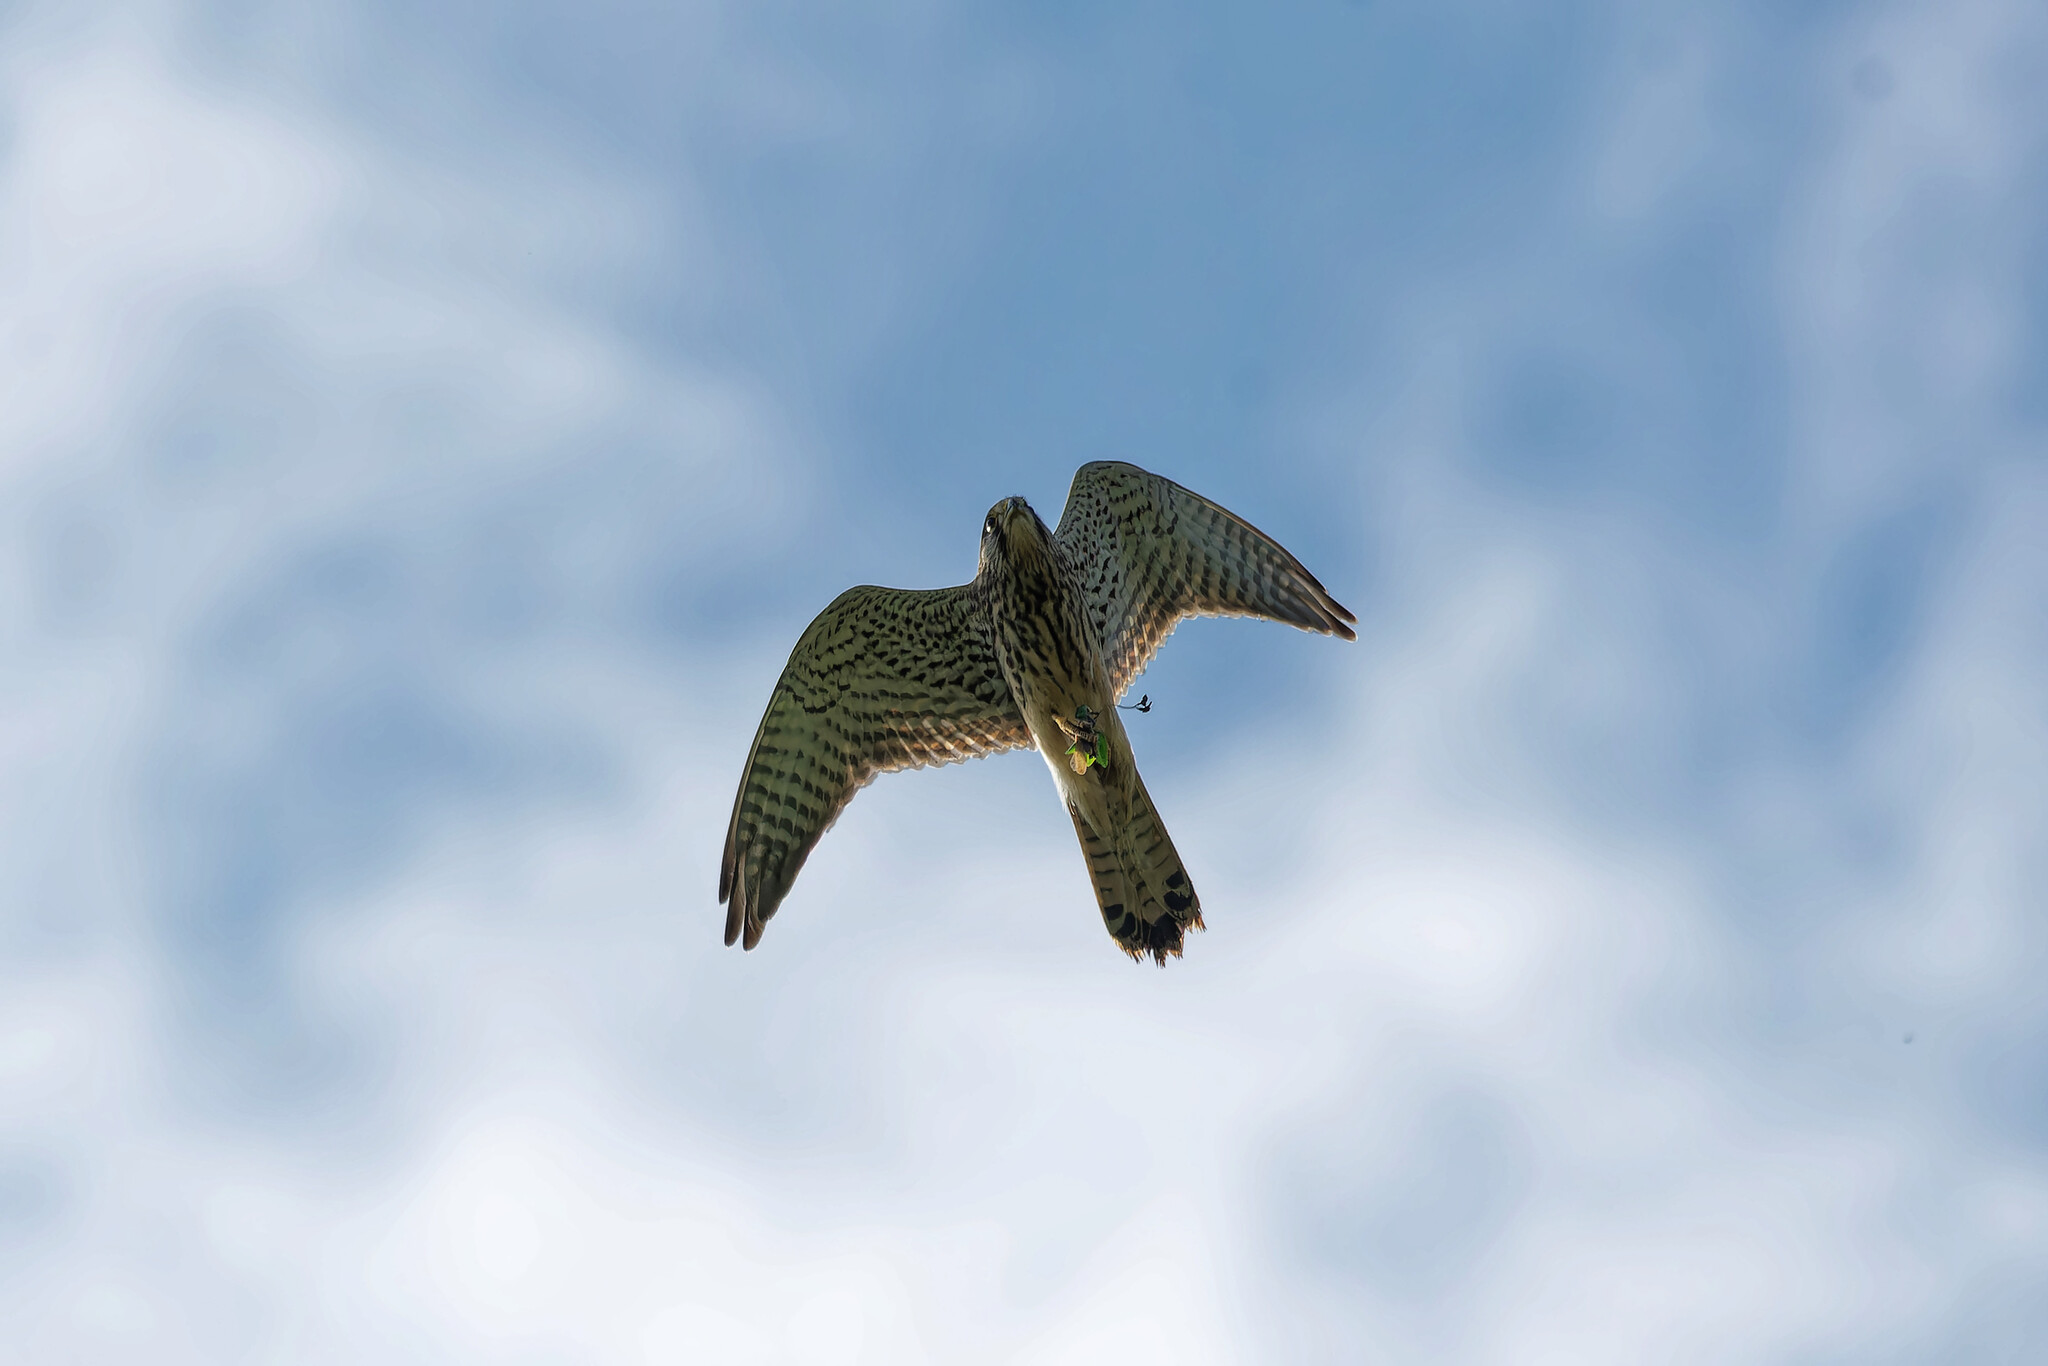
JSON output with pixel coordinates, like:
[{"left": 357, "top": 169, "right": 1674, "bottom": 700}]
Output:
[
  {"left": 722, "top": 872, "right": 745, "bottom": 946},
  {"left": 1298, "top": 564, "right": 1357, "bottom": 638},
  {"left": 1304, "top": 577, "right": 1357, "bottom": 639}
]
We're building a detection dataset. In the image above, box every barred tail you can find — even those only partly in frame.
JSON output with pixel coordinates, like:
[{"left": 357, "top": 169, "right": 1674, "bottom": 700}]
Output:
[{"left": 1066, "top": 770, "right": 1203, "bottom": 965}]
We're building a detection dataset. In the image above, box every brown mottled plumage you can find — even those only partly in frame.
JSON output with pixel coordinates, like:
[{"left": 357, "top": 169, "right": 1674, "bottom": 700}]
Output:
[{"left": 720, "top": 461, "right": 1355, "bottom": 963}]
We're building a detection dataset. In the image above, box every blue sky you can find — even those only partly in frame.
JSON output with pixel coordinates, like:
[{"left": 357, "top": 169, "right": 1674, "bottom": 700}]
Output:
[{"left": 3, "top": 0, "right": 2046, "bottom": 1360}]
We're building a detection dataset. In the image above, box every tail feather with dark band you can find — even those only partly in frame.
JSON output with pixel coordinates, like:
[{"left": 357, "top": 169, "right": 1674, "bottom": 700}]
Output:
[{"left": 1065, "top": 774, "right": 1203, "bottom": 965}]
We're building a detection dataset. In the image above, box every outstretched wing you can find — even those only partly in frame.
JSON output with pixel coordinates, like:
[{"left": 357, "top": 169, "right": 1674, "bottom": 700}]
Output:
[
  {"left": 1055, "top": 461, "right": 1357, "bottom": 698},
  {"left": 721, "top": 583, "right": 1030, "bottom": 950}
]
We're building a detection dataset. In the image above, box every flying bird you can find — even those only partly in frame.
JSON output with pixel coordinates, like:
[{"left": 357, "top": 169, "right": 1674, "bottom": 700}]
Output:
[{"left": 720, "top": 461, "right": 1355, "bottom": 963}]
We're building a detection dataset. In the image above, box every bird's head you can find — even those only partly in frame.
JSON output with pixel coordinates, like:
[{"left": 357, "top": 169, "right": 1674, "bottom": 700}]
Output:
[{"left": 979, "top": 495, "right": 1053, "bottom": 577}]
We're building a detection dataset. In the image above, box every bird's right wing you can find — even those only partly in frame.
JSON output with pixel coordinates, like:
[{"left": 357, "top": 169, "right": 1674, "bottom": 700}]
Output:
[
  {"left": 1055, "top": 461, "right": 1357, "bottom": 698},
  {"left": 721, "top": 583, "right": 1030, "bottom": 950}
]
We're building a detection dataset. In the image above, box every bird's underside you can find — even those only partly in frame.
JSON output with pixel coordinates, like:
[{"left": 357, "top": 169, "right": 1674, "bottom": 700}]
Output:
[{"left": 719, "top": 460, "right": 1356, "bottom": 964}]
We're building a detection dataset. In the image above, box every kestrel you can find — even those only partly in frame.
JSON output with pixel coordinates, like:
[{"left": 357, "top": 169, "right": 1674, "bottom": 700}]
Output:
[{"left": 720, "top": 461, "right": 1355, "bottom": 963}]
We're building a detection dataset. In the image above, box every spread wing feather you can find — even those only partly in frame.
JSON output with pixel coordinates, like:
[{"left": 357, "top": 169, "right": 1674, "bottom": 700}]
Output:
[
  {"left": 721, "top": 583, "right": 1029, "bottom": 950},
  {"left": 1054, "top": 461, "right": 1357, "bottom": 698}
]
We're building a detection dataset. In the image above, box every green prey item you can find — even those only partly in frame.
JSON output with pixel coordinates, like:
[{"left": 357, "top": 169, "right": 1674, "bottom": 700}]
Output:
[
  {"left": 1071, "top": 733, "right": 1109, "bottom": 772},
  {"left": 1064, "top": 705, "right": 1111, "bottom": 773}
]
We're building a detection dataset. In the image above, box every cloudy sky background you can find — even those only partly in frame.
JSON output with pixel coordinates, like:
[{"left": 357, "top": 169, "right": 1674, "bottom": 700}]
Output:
[{"left": 3, "top": 0, "right": 2046, "bottom": 1360}]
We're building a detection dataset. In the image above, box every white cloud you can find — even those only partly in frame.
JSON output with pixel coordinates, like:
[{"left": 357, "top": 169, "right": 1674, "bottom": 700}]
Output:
[{"left": 2, "top": 0, "right": 2045, "bottom": 1361}]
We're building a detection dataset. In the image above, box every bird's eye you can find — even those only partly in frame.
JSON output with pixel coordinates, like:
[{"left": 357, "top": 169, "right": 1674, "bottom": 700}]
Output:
[{"left": 984, "top": 515, "right": 998, "bottom": 535}]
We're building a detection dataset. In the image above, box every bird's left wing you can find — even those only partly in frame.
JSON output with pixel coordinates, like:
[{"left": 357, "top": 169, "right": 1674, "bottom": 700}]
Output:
[
  {"left": 1055, "top": 461, "right": 1356, "bottom": 699},
  {"left": 721, "top": 583, "right": 1030, "bottom": 950}
]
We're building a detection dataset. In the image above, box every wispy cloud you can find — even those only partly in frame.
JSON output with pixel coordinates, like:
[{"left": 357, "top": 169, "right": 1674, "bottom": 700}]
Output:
[{"left": 2, "top": 0, "right": 2044, "bottom": 1361}]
